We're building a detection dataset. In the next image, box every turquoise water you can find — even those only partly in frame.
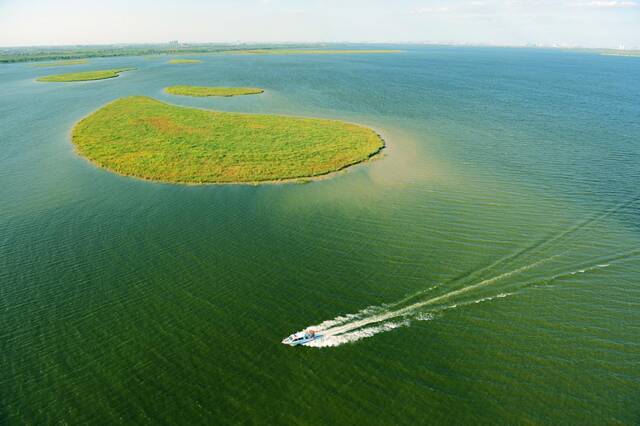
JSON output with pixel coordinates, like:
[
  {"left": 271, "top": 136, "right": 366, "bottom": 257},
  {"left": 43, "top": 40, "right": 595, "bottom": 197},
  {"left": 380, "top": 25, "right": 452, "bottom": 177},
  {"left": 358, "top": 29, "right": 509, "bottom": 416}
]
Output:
[{"left": 1, "top": 47, "right": 639, "bottom": 424}]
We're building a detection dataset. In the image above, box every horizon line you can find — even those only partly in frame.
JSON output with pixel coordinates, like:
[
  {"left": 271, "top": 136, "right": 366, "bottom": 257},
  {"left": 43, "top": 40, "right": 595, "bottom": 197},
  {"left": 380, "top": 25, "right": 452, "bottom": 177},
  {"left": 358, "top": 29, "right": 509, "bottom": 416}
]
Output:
[{"left": 1, "top": 41, "right": 638, "bottom": 51}]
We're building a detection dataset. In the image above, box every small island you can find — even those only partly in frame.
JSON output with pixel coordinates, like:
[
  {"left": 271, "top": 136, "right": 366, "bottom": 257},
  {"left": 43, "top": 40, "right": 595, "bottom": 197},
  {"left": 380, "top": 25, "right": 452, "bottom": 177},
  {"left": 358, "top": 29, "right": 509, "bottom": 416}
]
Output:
[
  {"left": 33, "top": 59, "right": 89, "bottom": 67},
  {"left": 164, "top": 85, "right": 264, "bottom": 97},
  {"left": 72, "top": 96, "right": 384, "bottom": 184},
  {"left": 37, "top": 68, "right": 135, "bottom": 82},
  {"left": 168, "top": 59, "right": 202, "bottom": 64}
]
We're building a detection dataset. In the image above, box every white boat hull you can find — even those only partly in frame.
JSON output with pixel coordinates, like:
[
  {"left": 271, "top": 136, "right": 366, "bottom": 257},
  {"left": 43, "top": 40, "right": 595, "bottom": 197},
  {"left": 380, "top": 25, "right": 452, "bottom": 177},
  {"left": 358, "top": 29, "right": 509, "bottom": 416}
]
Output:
[{"left": 282, "top": 331, "right": 323, "bottom": 346}]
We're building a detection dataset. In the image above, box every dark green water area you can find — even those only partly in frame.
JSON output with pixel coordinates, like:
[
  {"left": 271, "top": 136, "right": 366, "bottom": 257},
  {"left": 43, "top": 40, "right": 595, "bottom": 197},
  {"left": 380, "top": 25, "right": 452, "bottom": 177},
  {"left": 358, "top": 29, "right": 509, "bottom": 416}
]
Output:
[{"left": 1, "top": 46, "right": 639, "bottom": 424}]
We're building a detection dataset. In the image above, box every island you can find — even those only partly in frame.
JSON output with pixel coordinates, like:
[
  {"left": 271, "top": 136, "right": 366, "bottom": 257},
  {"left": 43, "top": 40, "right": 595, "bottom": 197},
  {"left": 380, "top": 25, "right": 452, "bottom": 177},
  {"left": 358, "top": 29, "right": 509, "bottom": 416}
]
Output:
[
  {"left": 168, "top": 59, "right": 202, "bottom": 64},
  {"left": 164, "top": 85, "right": 264, "bottom": 97},
  {"left": 72, "top": 96, "right": 384, "bottom": 184},
  {"left": 33, "top": 59, "right": 89, "bottom": 67},
  {"left": 37, "top": 68, "right": 135, "bottom": 82}
]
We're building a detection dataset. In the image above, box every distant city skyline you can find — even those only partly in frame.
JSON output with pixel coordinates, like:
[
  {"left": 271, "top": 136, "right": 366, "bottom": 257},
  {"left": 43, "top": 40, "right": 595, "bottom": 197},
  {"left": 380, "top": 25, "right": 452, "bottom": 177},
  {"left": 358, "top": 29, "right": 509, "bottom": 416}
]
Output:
[{"left": 1, "top": 0, "right": 639, "bottom": 49}]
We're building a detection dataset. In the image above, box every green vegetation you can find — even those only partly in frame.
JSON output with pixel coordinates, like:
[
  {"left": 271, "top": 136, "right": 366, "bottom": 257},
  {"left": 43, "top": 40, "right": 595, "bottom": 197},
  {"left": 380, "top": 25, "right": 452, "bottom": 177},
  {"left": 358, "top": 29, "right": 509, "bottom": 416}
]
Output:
[
  {"left": 37, "top": 68, "right": 135, "bottom": 82},
  {"left": 165, "top": 85, "right": 264, "bottom": 97},
  {"left": 168, "top": 59, "right": 202, "bottom": 64},
  {"left": 0, "top": 43, "right": 401, "bottom": 64},
  {"left": 1, "top": 44, "right": 233, "bottom": 63},
  {"left": 228, "top": 49, "right": 401, "bottom": 55},
  {"left": 32, "top": 59, "right": 89, "bottom": 67},
  {"left": 72, "top": 96, "right": 384, "bottom": 184}
]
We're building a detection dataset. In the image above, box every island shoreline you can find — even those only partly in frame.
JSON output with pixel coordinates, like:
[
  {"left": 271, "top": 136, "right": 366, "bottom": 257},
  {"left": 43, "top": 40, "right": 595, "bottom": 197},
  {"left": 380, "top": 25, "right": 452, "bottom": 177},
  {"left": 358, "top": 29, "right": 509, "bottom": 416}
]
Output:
[{"left": 69, "top": 98, "right": 387, "bottom": 186}]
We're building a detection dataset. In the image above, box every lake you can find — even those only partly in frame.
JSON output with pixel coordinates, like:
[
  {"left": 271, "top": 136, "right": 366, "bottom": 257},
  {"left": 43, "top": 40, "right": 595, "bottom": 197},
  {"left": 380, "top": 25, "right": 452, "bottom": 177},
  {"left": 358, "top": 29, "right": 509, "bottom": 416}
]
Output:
[{"left": 1, "top": 46, "right": 639, "bottom": 424}]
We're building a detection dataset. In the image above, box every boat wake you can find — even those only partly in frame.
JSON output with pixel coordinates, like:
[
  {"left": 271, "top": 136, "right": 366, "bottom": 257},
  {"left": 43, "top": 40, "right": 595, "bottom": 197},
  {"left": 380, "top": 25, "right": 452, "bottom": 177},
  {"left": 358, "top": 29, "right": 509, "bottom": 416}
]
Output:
[
  {"left": 305, "top": 320, "right": 411, "bottom": 348},
  {"left": 288, "top": 196, "right": 639, "bottom": 348},
  {"left": 297, "top": 255, "right": 622, "bottom": 348},
  {"left": 298, "top": 258, "right": 551, "bottom": 348}
]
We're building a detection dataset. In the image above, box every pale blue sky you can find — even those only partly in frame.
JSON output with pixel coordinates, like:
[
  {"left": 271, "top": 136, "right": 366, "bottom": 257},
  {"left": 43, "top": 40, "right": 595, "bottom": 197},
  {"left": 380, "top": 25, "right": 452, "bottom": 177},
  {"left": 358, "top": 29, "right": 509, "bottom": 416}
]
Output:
[{"left": 1, "top": 0, "right": 639, "bottom": 48}]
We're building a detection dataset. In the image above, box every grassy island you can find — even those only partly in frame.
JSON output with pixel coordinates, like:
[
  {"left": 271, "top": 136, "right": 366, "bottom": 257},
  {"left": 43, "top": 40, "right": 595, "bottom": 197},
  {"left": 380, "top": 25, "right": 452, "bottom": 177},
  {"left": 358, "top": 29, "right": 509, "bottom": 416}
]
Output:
[
  {"left": 72, "top": 96, "right": 384, "bottom": 184},
  {"left": 37, "top": 68, "right": 135, "bottom": 82},
  {"left": 165, "top": 85, "right": 264, "bottom": 97},
  {"left": 169, "top": 59, "right": 202, "bottom": 64},
  {"left": 33, "top": 59, "right": 89, "bottom": 67}
]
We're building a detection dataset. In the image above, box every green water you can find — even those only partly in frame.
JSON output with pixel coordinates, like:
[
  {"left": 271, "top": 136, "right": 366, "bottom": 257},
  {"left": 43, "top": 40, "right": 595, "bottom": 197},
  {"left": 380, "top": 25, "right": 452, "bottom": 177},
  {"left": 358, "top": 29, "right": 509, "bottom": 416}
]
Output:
[{"left": 1, "top": 47, "right": 639, "bottom": 424}]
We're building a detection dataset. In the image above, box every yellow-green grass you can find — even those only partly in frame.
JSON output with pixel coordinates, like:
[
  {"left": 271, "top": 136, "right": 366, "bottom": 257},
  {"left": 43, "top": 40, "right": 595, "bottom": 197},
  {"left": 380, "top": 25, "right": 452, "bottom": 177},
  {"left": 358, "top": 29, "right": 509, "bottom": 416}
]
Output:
[
  {"left": 226, "top": 49, "right": 401, "bottom": 55},
  {"left": 32, "top": 59, "right": 89, "bottom": 67},
  {"left": 168, "top": 59, "right": 202, "bottom": 64},
  {"left": 164, "top": 85, "right": 264, "bottom": 97},
  {"left": 72, "top": 96, "right": 384, "bottom": 184},
  {"left": 37, "top": 68, "right": 135, "bottom": 82}
]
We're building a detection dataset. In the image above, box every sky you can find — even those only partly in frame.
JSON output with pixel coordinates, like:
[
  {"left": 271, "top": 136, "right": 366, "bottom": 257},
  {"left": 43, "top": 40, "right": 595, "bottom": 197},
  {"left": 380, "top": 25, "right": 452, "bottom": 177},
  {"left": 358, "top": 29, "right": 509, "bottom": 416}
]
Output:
[{"left": 1, "top": 0, "right": 639, "bottom": 48}]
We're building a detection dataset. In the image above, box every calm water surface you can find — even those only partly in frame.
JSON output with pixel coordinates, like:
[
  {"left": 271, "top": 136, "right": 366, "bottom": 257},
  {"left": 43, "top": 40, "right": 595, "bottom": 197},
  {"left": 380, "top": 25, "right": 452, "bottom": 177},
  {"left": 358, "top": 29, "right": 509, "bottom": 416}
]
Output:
[{"left": 1, "top": 47, "right": 639, "bottom": 424}]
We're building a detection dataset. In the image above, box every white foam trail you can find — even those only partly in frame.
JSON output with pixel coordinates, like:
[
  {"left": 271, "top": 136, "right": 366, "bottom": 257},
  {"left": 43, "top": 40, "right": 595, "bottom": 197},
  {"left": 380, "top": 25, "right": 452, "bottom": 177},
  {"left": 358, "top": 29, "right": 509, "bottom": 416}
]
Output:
[
  {"left": 415, "top": 312, "right": 435, "bottom": 321},
  {"left": 440, "top": 292, "right": 515, "bottom": 312},
  {"left": 562, "top": 262, "right": 612, "bottom": 278},
  {"left": 311, "top": 306, "right": 386, "bottom": 331},
  {"left": 474, "top": 292, "right": 512, "bottom": 304},
  {"left": 296, "top": 257, "right": 555, "bottom": 348},
  {"left": 289, "top": 239, "right": 638, "bottom": 349},
  {"left": 309, "top": 286, "right": 439, "bottom": 333},
  {"left": 307, "top": 320, "right": 411, "bottom": 348}
]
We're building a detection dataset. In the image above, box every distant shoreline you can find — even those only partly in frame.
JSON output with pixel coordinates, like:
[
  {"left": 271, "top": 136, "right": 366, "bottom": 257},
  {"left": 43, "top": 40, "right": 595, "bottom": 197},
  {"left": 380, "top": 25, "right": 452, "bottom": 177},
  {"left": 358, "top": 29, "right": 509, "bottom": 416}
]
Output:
[
  {"left": 0, "top": 45, "right": 401, "bottom": 64},
  {"left": 3, "top": 42, "right": 639, "bottom": 64},
  {"left": 601, "top": 53, "right": 640, "bottom": 58}
]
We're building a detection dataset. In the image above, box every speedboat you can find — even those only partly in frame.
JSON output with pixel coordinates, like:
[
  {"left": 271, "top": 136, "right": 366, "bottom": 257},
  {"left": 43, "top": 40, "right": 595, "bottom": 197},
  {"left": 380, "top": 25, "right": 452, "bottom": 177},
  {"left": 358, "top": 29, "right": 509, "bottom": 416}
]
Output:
[{"left": 282, "top": 329, "right": 322, "bottom": 346}]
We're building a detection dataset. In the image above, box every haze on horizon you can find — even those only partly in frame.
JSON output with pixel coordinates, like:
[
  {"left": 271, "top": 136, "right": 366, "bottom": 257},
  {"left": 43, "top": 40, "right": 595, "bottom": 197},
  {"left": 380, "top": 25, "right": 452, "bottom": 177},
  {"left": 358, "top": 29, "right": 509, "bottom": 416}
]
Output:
[{"left": 1, "top": 0, "right": 639, "bottom": 49}]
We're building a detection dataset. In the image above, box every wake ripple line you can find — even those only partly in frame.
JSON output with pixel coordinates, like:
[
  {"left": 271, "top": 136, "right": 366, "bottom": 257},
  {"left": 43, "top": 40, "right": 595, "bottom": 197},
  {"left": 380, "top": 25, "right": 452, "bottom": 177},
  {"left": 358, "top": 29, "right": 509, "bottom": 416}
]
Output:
[
  {"left": 301, "top": 248, "right": 635, "bottom": 348},
  {"left": 446, "top": 195, "right": 640, "bottom": 290},
  {"left": 309, "top": 256, "right": 556, "bottom": 342},
  {"left": 292, "top": 196, "right": 639, "bottom": 348}
]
